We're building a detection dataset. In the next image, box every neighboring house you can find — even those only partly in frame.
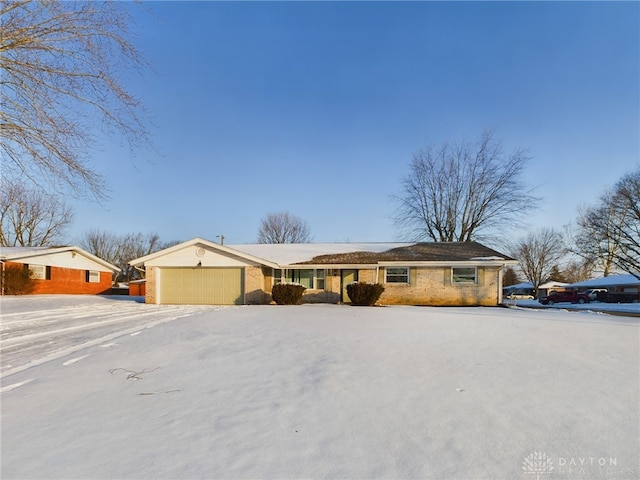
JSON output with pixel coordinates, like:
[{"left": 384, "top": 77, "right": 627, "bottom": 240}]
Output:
[
  {"left": 0, "top": 246, "right": 120, "bottom": 295},
  {"left": 129, "top": 238, "right": 517, "bottom": 306},
  {"left": 537, "top": 281, "right": 571, "bottom": 298},
  {"left": 502, "top": 281, "right": 573, "bottom": 299},
  {"left": 503, "top": 282, "right": 535, "bottom": 297},
  {"left": 570, "top": 274, "right": 640, "bottom": 294}
]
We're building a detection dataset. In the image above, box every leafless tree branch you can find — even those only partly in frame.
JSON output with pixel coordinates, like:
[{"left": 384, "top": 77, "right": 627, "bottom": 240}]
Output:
[
  {"left": 511, "top": 228, "right": 566, "bottom": 295},
  {"left": 0, "top": 0, "right": 151, "bottom": 198},
  {"left": 257, "top": 212, "right": 312, "bottom": 244},
  {"left": 0, "top": 179, "right": 73, "bottom": 246},
  {"left": 393, "top": 131, "right": 538, "bottom": 243}
]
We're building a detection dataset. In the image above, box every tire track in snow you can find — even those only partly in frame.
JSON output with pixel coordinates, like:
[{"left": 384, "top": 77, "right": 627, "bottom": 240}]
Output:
[
  {"left": 1, "top": 300, "right": 224, "bottom": 379},
  {"left": 0, "top": 379, "right": 34, "bottom": 393}
]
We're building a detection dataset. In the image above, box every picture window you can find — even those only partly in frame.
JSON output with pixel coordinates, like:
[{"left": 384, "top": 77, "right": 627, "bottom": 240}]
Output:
[{"left": 273, "top": 269, "right": 326, "bottom": 290}]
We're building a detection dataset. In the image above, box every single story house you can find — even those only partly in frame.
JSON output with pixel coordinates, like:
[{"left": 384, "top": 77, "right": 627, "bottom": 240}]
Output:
[
  {"left": 503, "top": 281, "right": 573, "bottom": 299},
  {"left": 503, "top": 282, "right": 535, "bottom": 297},
  {"left": 537, "top": 281, "right": 571, "bottom": 298},
  {"left": 570, "top": 274, "right": 640, "bottom": 294},
  {"left": 0, "top": 246, "right": 120, "bottom": 295},
  {"left": 129, "top": 238, "right": 517, "bottom": 306}
]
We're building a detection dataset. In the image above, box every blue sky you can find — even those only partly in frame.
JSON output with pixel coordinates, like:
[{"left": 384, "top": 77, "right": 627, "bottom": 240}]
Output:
[{"left": 70, "top": 1, "right": 639, "bottom": 246}]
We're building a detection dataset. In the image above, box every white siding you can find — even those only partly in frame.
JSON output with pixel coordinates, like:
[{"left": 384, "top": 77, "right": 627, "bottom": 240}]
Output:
[
  {"left": 146, "top": 244, "right": 259, "bottom": 268},
  {"left": 15, "top": 251, "right": 113, "bottom": 272}
]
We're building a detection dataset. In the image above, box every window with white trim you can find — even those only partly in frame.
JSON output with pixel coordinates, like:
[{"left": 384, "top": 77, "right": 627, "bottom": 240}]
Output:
[
  {"left": 452, "top": 267, "right": 477, "bottom": 284},
  {"left": 28, "top": 264, "right": 50, "bottom": 280},
  {"left": 385, "top": 267, "right": 409, "bottom": 284},
  {"left": 273, "top": 269, "right": 326, "bottom": 290},
  {"left": 86, "top": 270, "right": 100, "bottom": 283}
]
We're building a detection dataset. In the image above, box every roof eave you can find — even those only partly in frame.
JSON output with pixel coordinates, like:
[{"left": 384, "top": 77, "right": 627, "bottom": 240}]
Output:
[
  {"left": 129, "top": 237, "right": 279, "bottom": 269},
  {"left": 379, "top": 259, "right": 519, "bottom": 267},
  {"left": 281, "top": 259, "right": 518, "bottom": 269},
  {"left": 0, "top": 246, "right": 120, "bottom": 272}
]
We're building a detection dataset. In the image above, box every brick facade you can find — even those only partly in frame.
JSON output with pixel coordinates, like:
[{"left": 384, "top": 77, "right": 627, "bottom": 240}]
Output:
[
  {"left": 132, "top": 240, "right": 512, "bottom": 306},
  {"left": 2, "top": 261, "right": 113, "bottom": 295},
  {"left": 274, "top": 266, "right": 502, "bottom": 306},
  {"left": 142, "top": 265, "right": 501, "bottom": 306},
  {"left": 128, "top": 281, "right": 146, "bottom": 296},
  {"left": 374, "top": 266, "right": 501, "bottom": 306},
  {"left": 245, "top": 266, "right": 270, "bottom": 304},
  {"left": 145, "top": 267, "right": 157, "bottom": 304}
]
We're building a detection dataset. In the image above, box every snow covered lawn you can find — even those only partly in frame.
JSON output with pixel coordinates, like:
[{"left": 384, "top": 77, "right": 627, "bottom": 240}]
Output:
[{"left": 1, "top": 297, "right": 638, "bottom": 479}]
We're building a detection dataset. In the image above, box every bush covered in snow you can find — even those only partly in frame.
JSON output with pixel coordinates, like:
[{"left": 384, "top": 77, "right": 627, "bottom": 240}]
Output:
[
  {"left": 271, "top": 283, "right": 306, "bottom": 305},
  {"left": 2, "top": 265, "right": 36, "bottom": 295},
  {"left": 346, "top": 282, "right": 385, "bottom": 306}
]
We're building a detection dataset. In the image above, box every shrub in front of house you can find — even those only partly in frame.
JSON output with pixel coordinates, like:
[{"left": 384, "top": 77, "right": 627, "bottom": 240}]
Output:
[
  {"left": 271, "top": 283, "right": 306, "bottom": 305},
  {"left": 2, "top": 265, "right": 36, "bottom": 295},
  {"left": 346, "top": 282, "right": 385, "bottom": 306}
]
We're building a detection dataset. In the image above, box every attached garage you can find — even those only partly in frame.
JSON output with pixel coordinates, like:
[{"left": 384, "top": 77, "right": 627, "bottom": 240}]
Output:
[
  {"left": 158, "top": 267, "right": 244, "bottom": 305},
  {"left": 130, "top": 237, "right": 517, "bottom": 306}
]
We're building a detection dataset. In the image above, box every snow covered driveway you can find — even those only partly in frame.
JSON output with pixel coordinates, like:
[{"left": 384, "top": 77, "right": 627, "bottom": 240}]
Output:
[
  {"left": 1, "top": 295, "right": 218, "bottom": 378},
  {"left": 1, "top": 298, "right": 638, "bottom": 479}
]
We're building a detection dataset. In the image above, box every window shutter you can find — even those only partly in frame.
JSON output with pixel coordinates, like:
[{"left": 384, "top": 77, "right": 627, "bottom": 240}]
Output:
[
  {"left": 46, "top": 266, "right": 52, "bottom": 280},
  {"left": 85, "top": 270, "right": 90, "bottom": 282}
]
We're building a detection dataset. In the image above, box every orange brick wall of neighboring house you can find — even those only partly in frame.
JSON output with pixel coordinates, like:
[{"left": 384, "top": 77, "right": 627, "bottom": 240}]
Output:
[
  {"left": 2, "top": 261, "right": 113, "bottom": 295},
  {"left": 129, "top": 282, "right": 146, "bottom": 296}
]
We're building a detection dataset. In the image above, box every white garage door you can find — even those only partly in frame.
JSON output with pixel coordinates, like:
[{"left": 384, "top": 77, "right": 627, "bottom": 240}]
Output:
[{"left": 159, "top": 268, "right": 244, "bottom": 305}]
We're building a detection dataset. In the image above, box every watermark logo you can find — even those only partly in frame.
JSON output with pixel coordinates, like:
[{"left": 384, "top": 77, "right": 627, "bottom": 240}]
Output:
[{"left": 522, "top": 451, "right": 554, "bottom": 480}]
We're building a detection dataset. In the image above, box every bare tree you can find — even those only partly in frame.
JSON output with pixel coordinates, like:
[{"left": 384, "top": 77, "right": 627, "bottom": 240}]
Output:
[
  {"left": 561, "top": 258, "right": 595, "bottom": 284},
  {"left": 118, "top": 232, "right": 164, "bottom": 282},
  {"left": 0, "top": 181, "right": 72, "bottom": 246},
  {"left": 80, "top": 229, "right": 177, "bottom": 282},
  {"left": 393, "top": 131, "right": 537, "bottom": 242},
  {"left": 571, "top": 168, "right": 640, "bottom": 279},
  {"left": 1, "top": 0, "right": 150, "bottom": 198},
  {"left": 257, "top": 212, "right": 312, "bottom": 244},
  {"left": 79, "top": 228, "right": 120, "bottom": 265},
  {"left": 511, "top": 228, "right": 565, "bottom": 296},
  {"left": 570, "top": 194, "right": 624, "bottom": 276},
  {"left": 609, "top": 168, "right": 640, "bottom": 278}
]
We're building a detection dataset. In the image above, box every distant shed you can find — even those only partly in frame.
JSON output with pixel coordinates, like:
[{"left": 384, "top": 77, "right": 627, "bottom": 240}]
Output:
[{"left": 128, "top": 279, "right": 146, "bottom": 296}]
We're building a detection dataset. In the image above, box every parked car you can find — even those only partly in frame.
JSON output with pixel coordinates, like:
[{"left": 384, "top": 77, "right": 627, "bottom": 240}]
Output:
[
  {"left": 582, "top": 288, "right": 607, "bottom": 301},
  {"left": 539, "top": 291, "right": 590, "bottom": 305},
  {"left": 506, "top": 292, "right": 535, "bottom": 300}
]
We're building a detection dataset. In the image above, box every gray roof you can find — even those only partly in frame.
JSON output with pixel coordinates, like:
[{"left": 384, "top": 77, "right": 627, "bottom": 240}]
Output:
[
  {"left": 294, "top": 241, "right": 515, "bottom": 265},
  {"left": 570, "top": 274, "right": 640, "bottom": 288}
]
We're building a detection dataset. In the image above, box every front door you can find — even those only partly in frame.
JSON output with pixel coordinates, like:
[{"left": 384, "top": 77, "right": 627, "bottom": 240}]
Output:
[{"left": 341, "top": 269, "right": 359, "bottom": 303}]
